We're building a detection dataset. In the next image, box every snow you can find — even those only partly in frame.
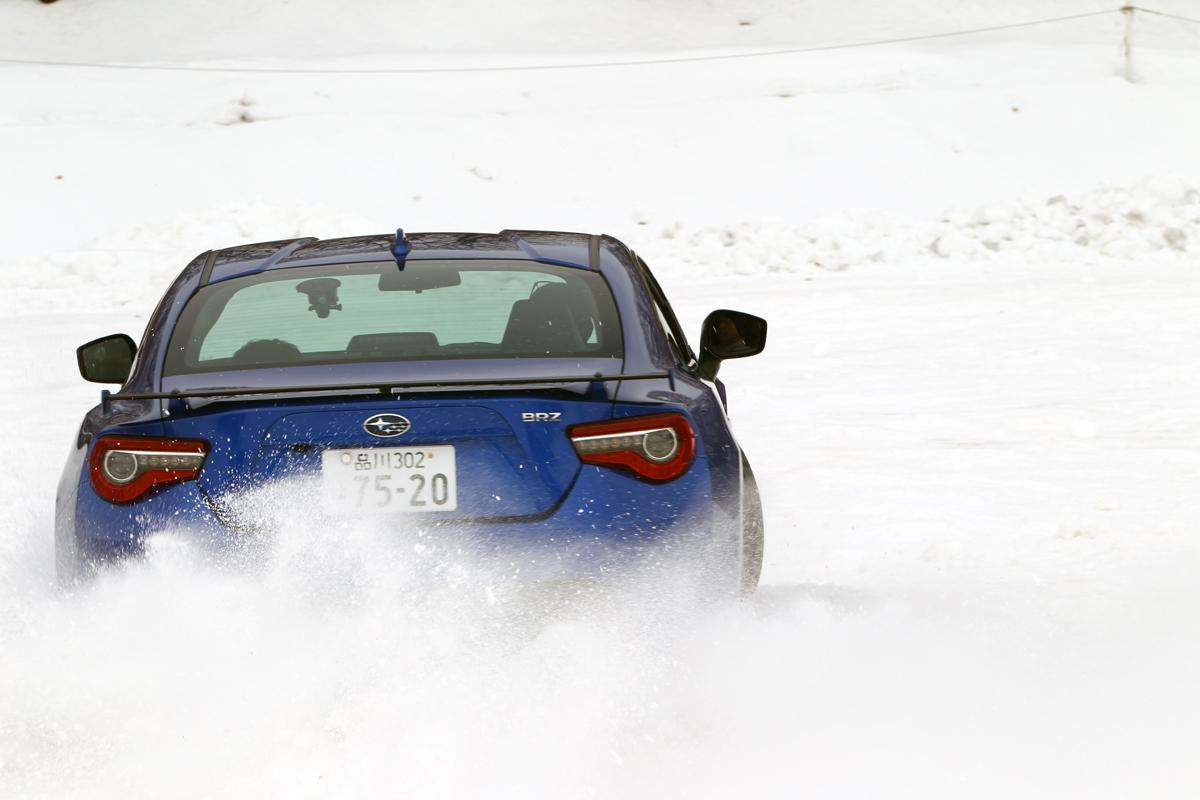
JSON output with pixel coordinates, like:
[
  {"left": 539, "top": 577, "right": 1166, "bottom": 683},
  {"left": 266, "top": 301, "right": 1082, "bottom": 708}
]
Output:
[
  {"left": 6, "top": 0, "right": 1198, "bottom": 62},
  {"left": 3, "top": 1, "right": 1200, "bottom": 797}
]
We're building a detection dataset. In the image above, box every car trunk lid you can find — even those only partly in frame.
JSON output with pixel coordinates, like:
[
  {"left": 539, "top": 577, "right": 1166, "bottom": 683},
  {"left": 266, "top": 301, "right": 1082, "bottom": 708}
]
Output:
[{"left": 163, "top": 390, "right": 614, "bottom": 522}]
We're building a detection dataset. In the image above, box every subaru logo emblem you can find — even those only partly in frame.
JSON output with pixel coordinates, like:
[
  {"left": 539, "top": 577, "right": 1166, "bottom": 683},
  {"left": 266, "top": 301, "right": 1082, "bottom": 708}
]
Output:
[{"left": 363, "top": 413, "right": 411, "bottom": 438}]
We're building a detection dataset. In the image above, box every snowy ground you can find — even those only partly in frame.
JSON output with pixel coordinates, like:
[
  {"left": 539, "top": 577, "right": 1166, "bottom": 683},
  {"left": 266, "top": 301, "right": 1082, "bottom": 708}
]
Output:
[{"left": 2, "top": 1, "right": 1200, "bottom": 797}]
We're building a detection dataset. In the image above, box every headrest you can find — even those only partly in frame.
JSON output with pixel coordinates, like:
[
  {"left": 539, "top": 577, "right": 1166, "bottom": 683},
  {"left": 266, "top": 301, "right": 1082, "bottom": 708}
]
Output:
[
  {"left": 528, "top": 282, "right": 594, "bottom": 341},
  {"left": 233, "top": 338, "right": 301, "bottom": 365}
]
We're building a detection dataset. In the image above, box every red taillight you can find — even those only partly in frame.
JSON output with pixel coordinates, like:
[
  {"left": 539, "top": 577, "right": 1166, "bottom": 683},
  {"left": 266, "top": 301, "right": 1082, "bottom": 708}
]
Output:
[
  {"left": 88, "top": 436, "right": 209, "bottom": 504},
  {"left": 568, "top": 413, "right": 696, "bottom": 482}
]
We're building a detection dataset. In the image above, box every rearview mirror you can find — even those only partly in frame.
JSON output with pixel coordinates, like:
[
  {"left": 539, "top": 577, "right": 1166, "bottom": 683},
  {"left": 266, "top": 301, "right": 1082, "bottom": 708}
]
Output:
[
  {"left": 698, "top": 309, "right": 767, "bottom": 380},
  {"left": 77, "top": 334, "right": 137, "bottom": 385}
]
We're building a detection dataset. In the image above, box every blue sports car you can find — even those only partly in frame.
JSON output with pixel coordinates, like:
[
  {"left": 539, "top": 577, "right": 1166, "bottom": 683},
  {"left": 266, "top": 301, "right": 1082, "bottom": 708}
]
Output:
[{"left": 57, "top": 229, "right": 767, "bottom": 591}]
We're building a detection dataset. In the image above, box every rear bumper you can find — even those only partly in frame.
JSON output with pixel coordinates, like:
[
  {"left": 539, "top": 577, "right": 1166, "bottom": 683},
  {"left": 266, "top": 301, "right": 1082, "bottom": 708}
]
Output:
[
  {"left": 445, "top": 462, "right": 730, "bottom": 580},
  {"left": 61, "top": 459, "right": 737, "bottom": 582},
  {"left": 61, "top": 477, "right": 226, "bottom": 576}
]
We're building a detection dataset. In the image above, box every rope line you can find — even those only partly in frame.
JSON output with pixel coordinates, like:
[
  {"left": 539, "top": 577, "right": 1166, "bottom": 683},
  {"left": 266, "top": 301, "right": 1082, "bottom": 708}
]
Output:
[
  {"left": 0, "top": 7, "right": 1164, "bottom": 76},
  {"left": 1127, "top": 5, "right": 1200, "bottom": 25}
]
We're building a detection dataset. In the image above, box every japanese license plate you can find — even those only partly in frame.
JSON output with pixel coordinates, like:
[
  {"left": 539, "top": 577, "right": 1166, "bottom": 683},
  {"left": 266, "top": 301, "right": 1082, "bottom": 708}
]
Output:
[{"left": 321, "top": 446, "right": 457, "bottom": 512}]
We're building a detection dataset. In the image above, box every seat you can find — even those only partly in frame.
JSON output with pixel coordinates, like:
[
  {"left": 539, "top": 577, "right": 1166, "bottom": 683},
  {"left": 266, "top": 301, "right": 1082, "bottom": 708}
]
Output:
[{"left": 501, "top": 283, "right": 588, "bottom": 355}]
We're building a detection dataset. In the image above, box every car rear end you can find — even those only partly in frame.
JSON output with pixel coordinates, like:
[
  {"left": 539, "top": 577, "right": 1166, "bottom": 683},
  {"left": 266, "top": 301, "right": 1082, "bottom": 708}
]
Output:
[{"left": 61, "top": 250, "right": 735, "bottom": 584}]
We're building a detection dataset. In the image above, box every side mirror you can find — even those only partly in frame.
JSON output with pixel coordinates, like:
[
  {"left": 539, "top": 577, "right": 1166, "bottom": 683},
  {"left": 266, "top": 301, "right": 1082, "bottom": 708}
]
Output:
[
  {"left": 697, "top": 309, "right": 766, "bottom": 380},
  {"left": 77, "top": 334, "right": 137, "bottom": 385}
]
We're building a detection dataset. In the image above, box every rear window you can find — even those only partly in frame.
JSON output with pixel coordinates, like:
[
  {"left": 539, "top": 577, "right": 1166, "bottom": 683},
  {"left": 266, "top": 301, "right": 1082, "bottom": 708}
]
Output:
[{"left": 163, "top": 260, "right": 622, "bottom": 376}]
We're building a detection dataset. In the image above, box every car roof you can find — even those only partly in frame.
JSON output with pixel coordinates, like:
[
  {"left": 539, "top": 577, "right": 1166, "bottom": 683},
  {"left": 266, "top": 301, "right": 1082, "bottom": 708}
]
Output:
[{"left": 204, "top": 230, "right": 600, "bottom": 285}]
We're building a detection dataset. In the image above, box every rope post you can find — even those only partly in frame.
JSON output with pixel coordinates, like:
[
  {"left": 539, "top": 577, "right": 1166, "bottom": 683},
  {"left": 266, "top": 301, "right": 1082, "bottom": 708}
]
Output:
[{"left": 1121, "top": 5, "right": 1136, "bottom": 82}]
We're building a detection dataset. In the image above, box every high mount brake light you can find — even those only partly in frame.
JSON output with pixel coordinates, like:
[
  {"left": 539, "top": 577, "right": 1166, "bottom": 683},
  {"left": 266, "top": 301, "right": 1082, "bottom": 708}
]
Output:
[
  {"left": 88, "top": 436, "right": 209, "bottom": 504},
  {"left": 568, "top": 413, "right": 696, "bottom": 482}
]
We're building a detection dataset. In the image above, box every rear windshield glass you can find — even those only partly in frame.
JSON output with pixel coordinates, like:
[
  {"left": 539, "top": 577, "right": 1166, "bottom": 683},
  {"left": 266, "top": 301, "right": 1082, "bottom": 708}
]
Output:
[{"left": 163, "top": 260, "right": 622, "bottom": 375}]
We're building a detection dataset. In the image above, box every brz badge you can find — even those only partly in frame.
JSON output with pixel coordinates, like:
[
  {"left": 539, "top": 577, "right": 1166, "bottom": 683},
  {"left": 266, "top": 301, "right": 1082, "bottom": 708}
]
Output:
[
  {"left": 521, "top": 412, "right": 562, "bottom": 423},
  {"left": 363, "top": 413, "right": 412, "bottom": 438}
]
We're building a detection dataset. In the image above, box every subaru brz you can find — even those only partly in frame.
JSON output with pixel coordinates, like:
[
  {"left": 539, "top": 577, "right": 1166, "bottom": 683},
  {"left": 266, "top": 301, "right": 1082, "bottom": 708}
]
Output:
[{"left": 57, "top": 229, "right": 767, "bottom": 591}]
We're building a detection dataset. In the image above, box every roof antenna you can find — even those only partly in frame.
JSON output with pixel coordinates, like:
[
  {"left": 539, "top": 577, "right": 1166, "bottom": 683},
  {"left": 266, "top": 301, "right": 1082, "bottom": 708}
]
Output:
[{"left": 392, "top": 228, "right": 410, "bottom": 268}]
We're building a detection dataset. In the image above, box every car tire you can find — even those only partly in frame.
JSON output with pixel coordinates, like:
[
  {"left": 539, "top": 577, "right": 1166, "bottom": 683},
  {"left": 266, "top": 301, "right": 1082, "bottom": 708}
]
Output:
[{"left": 740, "top": 453, "right": 764, "bottom": 594}]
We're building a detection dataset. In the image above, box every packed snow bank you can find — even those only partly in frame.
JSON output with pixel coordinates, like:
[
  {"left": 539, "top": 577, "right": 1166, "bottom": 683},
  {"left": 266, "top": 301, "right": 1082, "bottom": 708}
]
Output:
[
  {"left": 7, "top": 182, "right": 1197, "bottom": 313},
  {"left": 641, "top": 180, "right": 1200, "bottom": 275},
  {"left": 7, "top": 22, "right": 1200, "bottom": 261},
  {"left": 8, "top": 203, "right": 384, "bottom": 298}
]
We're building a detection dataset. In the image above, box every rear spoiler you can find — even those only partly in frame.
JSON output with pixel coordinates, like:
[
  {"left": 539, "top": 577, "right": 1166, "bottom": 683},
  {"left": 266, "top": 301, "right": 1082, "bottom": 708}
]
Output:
[{"left": 103, "top": 371, "right": 673, "bottom": 410}]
